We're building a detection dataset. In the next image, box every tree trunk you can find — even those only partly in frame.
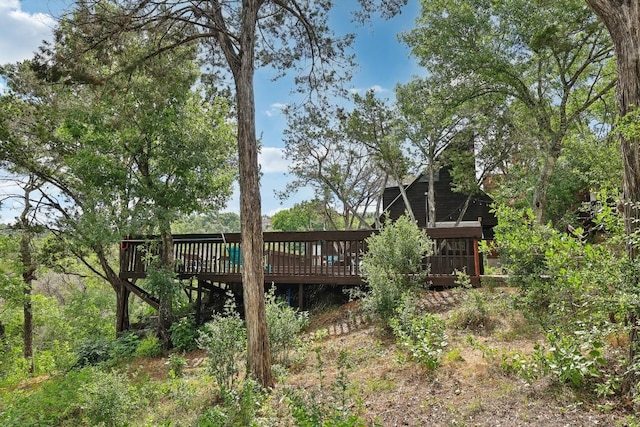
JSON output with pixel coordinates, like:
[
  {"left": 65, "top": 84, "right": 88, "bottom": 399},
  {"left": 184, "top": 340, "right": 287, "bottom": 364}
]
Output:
[
  {"left": 19, "top": 188, "right": 35, "bottom": 375},
  {"left": 394, "top": 173, "right": 416, "bottom": 223},
  {"left": 95, "top": 247, "right": 132, "bottom": 334},
  {"left": 158, "top": 229, "right": 175, "bottom": 349},
  {"left": 115, "top": 286, "right": 130, "bottom": 333},
  {"left": 231, "top": 2, "right": 273, "bottom": 388},
  {"left": 455, "top": 194, "right": 473, "bottom": 226},
  {"left": 427, "top": 163, "right": 437, "bottom": 227},
  {"left": 586, "top": 0, "right": 640, "bottom": 398},
  {"left": 532, "top": 136, "right": 561, "bottom": 224}
]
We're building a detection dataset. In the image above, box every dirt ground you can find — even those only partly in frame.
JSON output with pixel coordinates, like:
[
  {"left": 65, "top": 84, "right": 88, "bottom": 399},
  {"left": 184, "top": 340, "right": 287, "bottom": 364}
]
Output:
[
  {"left": 133, "top": 288, "right": 634, "bottom": 426},
  {"left": 279, "top": 289, "right": 634, "bottom": 427}
]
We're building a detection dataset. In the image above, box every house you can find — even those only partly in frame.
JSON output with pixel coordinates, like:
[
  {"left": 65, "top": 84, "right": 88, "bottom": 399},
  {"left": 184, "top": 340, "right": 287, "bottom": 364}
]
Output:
[{"left": 382, "top": 166, "right": 497, "bottom": 239}]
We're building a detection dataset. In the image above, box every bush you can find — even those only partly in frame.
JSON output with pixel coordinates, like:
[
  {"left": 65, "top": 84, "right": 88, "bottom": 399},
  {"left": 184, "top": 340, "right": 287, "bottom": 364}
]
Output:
[
  {"left": 75, "top": 337, "right": 113, "bottom": 368},
  {"left": 390, "top": 299, "right": 447, "bottom": 370},
  {"left": 169, "top": 317, "right": 199, "bottom": 351},
  {"left": 0, "top": 368, "right": 93, "bottom": 426},
  {"left": 79, "top": 368, "right": 138, "bottom": 427},
  {"left": 360, "top": 215, "right": 433, "bottom": 323},
  {"left": 111, "top": 332, "right": 140, "bottom": 360},
  {"left": 265, "top": 286, "right": 309, "bottom": 366},
  {"left": 135, "top": 335, "right": 163, "bottom": 358},
  {"left": 197, "top": 297, "right": 247, "bottom": 395}
]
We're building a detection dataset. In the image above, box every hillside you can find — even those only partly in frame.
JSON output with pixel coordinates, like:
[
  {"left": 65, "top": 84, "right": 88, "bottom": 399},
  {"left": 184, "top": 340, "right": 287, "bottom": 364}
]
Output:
[{"left": 2, "top": 287, "right": 634, "bottom": 426}]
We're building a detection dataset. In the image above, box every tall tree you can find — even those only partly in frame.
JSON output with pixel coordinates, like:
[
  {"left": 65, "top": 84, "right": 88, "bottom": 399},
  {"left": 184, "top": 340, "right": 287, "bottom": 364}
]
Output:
[
  {"left": 396, "top": 78, "right": 466, "bottom": 227},
  {"left": 403, "top": 0, "right": 616, "bottom": 223},
  {"left": 585, "top": 0, "right": 640, "bottom": 397},
  {"left": 45, "top": 0, "right": 404, "bottom": 387},
  {"left": 283, "top": 102, "right": 384, "bottom": 230},
  {"left": 1, "top": 21, "right": 236, "bottom": 342},
  {"left": 341, "top": 90, "right": 415, "bottom": 224},
  {"left": 271, "top": 200, "right": 326, "bottom": 231}
]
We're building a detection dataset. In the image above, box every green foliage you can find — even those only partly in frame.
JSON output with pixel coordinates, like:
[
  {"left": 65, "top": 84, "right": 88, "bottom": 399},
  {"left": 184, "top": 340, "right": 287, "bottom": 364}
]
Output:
[
  {"left": 492, "top": 205, "right": 618, "bottom": 330},
  {"left": 166, "top": 353, "right": 188, "bottom": 378},
  {"left": 135, "top": 335, "right": 162, "bottom": 358},
  {"left": 111, "top": 332, "right": 141, "bottom": 360},
  {"left": 265, "top": 286, "right": 309, "bottom": 366},
  {"left": 0, "top": 368, "right": 94, "bottom": 426},
  {"left": 360, "top": 215, "right": 432, "bottom": 322},
  {"left": 501, "top": 329, "right": 607, "bottom": 391},
  {"left": 196, "top": 378, "right": 265, "bottom": 427},
  {"left": 271, "top": 200, "right": 326, "bottom": 231},
  {"left": 390, "top": 299, "right": 447, "bottom": 370},
  {"left": 74, "top": 337, "right": 113, "bottom": 368},
  {"left": 286, "top": 350, "right": 368, "bottom": 427},
  {"left": 169, "top": 317, "right": 199, "bottom": 352},
  {"left": 172, "top": 211, "right": 241, "bottom": 234},
  {"left": 197, "top": 298, "right": 247, "bottom": 395},
  {"left": 78, "top": 369, "right": 138, "bottom": 427}
]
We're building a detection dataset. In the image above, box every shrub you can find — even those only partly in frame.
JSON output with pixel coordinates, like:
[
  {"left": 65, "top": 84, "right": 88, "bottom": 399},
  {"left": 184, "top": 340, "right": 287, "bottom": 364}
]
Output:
[
  {"left": 135, "top": 335, "right": 163, "bottom": 358},
  {"left": 360, "top": 215, "right": 433, "bottom": 323},
  {"left": 74, "top": 337, "right": 113, "bottom": 368},
  {"left": 111, "top": 332, "right": 140, "bottom": 360},
  {"left": 79, "top": 368, "right": 138, "bottom": 427},
  {"left": 197, "top": 297, "right": 247, "bottom": 395},
  {"left": 166, "top": 353, "right": 188, "bottom": 378},
  {"left": 169, "top": 317, "right": 199, "bottom": 351},
  {"left": 390, "top": 299, "right": 447, "bottom": 370},
  {"left": 265, "top": 286, "right": 309, "bottom": 366}
]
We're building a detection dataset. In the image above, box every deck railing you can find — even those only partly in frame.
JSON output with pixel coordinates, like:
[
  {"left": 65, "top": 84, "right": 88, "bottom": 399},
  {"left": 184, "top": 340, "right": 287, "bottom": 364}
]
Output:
[{"left": 119, "top": 226, "right": 483, "bottom": 286}]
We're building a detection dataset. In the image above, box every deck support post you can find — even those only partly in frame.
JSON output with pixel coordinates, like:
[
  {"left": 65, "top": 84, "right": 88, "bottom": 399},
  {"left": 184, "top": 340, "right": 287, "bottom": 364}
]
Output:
[
  {"left": 196, "top": 279, "right": 203, "bottom": 325},
  {"left": 299, "top": 283, "right": 304, "bottom": 310}
]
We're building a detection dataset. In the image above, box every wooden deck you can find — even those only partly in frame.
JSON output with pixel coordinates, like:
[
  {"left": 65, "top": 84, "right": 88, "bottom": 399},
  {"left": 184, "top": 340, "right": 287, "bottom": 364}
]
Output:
[{"left": 119, "top": 226, "right": 484, "bottom": 287}]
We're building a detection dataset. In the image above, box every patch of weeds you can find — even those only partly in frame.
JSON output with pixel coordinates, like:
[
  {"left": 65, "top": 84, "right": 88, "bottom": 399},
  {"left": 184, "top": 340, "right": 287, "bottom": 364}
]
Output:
[
  {"left": 618, "top": 415, "right": 640, "bottom": 427},
  {"left": 0, "top": 368, "right": 93, "bottom": 426},
  {"left": 443, "top": 347, "right": 464, "bottom": 364},
  {"left": 285, "top": 349, "right": 369, "bottom": 427},
  {"left": 390, "top": 298, "right": 448, "bottom": 370},
  {"left": 166, "top": 353, "right": 188, "bottom": 378},
  {"left": 447, "top": 289, "right": 495, "bottom": 332},
  {"left": 462, "top": 398, "right": 484, "bottom": 417},
  {"left": 79, "top": 368, "right": 140, "bottom": 427},
  {"left": 362, "top": 376, "right": 397, "bottom": 393},
  {"left": 196, "top": 378, "right": 265, "bottom": 427},
  {"left": 135, "top": 335, "right": 163, "bottom": 358}
]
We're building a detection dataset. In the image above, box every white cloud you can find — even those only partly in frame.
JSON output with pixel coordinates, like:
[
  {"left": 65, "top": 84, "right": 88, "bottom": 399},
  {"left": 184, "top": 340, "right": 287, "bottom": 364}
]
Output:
[
  {"left": 348, "top": 84, "right": 388, "bottom": 95},
  {"left": 264, "top": 102, "right": 286, "bottom": 117},
  {"left": 259, "top": 146, "right": 289, "bottom": 174},
  {"left": 0, "top": 0, "right": 56, "bottom": 64}
]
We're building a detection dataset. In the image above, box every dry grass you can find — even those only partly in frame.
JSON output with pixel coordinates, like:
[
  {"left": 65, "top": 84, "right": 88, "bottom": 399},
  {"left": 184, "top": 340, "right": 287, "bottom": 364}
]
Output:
[{"left": 130, "top": 287, "right": 633, "bottom": 426}]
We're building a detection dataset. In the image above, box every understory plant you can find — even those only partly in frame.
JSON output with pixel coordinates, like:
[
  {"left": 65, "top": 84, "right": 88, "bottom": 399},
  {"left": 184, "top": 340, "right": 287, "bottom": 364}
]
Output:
[
  {"left": 265, "top": 286, "right": 309, "bottom": 366},
  {"left": 492, "top": 203, "right": 631, "bottom": 395},
  {"left": 390, "top": 296, "right": 447, "bottom": 370},
  {"left": 285, "top": 349, "right": 368, "bottom": 427},
  {"left": 197, "top": 295, "right": 247, "bottom": 396},
  {"left": 360, "top": 215, "right": 433, "bottom": 323}
]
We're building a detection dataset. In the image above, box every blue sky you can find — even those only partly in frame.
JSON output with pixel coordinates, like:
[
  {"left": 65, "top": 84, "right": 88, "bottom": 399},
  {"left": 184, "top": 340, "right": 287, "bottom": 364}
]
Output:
[{"left": 0, "top": 0, "right": 421, "bottom": 222}]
